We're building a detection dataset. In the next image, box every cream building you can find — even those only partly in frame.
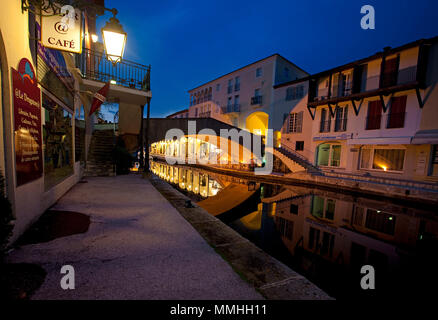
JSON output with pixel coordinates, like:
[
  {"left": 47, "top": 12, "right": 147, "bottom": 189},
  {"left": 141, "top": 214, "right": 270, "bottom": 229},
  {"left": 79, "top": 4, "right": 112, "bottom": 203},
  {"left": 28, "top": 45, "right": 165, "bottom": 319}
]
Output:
[
  {"left": 186, "top": 54, "right": 309, "bottom": 144},
  {"left": 277, "top": 37, "right": 438, "bottom": 182},
  {"left": 1, "top": 0, "right": 151, "bottom": 243}
]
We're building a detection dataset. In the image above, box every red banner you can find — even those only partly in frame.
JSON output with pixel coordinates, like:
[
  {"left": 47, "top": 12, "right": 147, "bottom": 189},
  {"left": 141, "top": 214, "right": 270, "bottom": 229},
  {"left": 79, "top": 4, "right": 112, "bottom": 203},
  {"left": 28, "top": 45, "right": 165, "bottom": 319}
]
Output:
[{"left": 12, "top": 58, "right": 43, "bottom": 186}]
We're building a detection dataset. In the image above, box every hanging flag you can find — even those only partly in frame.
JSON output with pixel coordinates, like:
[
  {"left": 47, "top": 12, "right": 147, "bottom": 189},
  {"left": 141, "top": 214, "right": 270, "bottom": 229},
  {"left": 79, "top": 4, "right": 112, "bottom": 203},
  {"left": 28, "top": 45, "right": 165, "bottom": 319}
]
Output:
[{"left": 89, "top": 81, "right": 110, "bottom": 116}]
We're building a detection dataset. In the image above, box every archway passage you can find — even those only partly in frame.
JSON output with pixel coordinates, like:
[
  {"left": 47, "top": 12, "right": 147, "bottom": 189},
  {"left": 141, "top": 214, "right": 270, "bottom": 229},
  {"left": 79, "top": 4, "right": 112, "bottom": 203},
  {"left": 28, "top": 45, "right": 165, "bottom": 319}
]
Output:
[{"left": 246, "top": 112, "right": 269, "bottom": 137}]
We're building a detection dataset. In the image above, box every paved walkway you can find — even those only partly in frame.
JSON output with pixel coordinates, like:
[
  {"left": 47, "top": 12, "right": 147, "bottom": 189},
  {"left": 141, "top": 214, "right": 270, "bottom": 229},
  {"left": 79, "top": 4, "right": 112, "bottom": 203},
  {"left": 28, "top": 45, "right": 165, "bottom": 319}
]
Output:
[{"left": 7, "top": 175, "right": 263, "bottom": 300}]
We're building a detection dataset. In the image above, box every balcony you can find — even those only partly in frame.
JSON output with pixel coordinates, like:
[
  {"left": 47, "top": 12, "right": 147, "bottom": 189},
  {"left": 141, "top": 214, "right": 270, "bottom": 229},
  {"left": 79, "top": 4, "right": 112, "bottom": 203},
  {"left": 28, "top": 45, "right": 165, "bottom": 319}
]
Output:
[
  {"left": 222, "top": 104, "right": 240, "bottom": 114},
  {"left": 309, "top": 66, "right": 419, "bottom": 107},
  {"left": 76, "top": 48, "right": 150, "bottom": 92},
  {"left": 199, "top": 111, "right": 211, "bottom": 118},
  {"left": 251, "top": 95, "right": 263, "bottom": 106}
]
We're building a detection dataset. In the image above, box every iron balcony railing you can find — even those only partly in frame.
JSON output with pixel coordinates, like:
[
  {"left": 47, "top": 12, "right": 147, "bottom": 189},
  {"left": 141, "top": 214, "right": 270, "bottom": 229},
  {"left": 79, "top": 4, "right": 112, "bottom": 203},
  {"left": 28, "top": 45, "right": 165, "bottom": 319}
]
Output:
[
  {"left": 76, "top": 48, "right": 151, "bottom": 91},
  {"left": 222, "top": 104, "right": 240, "bottom": 113},
  {"left": 251, "top": 95, "right": 263, "bottom": 105},
  {"left": 313, "top": 66, "right": 418, "bottom": 102},
  {"left": 199, "top": 111, "right": 211, "bottom": 118}
]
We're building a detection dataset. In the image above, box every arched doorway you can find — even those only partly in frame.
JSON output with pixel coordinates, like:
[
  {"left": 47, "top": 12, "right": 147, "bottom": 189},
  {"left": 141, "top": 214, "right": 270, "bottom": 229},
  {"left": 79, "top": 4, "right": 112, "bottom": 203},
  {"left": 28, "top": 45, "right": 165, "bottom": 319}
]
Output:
[{"left": 246, "top": 112, "right": 269, "bottom": 136}]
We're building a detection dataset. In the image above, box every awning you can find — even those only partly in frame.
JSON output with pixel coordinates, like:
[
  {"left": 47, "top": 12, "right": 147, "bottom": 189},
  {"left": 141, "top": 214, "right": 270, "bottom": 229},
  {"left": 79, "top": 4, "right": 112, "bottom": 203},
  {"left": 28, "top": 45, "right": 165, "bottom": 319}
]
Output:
[{"left": 411, "top": 130, "right": 438, "bottom": 145}]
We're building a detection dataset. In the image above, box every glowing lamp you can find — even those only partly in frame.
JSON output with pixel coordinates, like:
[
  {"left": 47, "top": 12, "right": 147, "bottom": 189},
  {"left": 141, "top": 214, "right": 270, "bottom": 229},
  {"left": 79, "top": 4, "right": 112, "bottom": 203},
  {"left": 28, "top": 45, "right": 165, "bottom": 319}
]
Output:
[{"left": 102, "top": 15, "right": 127, "bottom": 65}]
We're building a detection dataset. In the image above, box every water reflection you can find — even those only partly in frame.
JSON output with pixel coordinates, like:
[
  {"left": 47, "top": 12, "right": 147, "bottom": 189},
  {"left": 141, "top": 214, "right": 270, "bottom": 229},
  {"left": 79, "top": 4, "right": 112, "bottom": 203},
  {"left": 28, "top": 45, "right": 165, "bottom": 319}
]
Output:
[{"left": 151, "top": 161, "right": 438, "bottom": 299}]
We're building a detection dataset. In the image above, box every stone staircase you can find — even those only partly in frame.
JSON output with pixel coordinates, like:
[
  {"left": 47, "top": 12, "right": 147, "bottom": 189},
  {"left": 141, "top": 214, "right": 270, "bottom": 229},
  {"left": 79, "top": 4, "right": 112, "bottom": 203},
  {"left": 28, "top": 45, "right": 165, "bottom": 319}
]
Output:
[
  {"left": 274, "top": 146, "right": 321, "bottom": 174},
  {"left": 84, "top": 129, "right": 116, "bottom": 177}
]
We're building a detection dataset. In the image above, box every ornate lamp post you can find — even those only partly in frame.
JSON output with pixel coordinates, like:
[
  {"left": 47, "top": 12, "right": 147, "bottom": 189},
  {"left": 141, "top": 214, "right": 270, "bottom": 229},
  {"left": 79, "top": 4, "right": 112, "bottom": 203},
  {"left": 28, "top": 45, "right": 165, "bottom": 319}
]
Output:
[{"left": 101, "top": 10, "right": 127, "bottom": 65}]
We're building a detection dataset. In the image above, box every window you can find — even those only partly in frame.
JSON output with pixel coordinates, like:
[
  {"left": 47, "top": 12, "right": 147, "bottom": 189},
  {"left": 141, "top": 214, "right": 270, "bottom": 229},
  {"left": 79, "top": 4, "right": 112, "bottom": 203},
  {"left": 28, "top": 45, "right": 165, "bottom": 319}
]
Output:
[
  {"left": 372, "top": 149, "right": 405, "bottom": 171},
  {"left": 286, "top": 85, "right": 304, "bottom": 101},
  {"left": 256, "top": 67, "right": 262, "bottom": 77},
  {"left": 234, "top": 95, "right": 240, "bottom": 112},
  {"left": 254, "top": 88, "right": 260, "bottom": 97},
  {"left": 276, "top": 217, "right": 293, "bottom": 241},
  {"left": 295, "top": 141, "right": 304, "bottom": 151},
  {"left": 365, "top": 209, "right": 396, "bottom": 235},
  {"left": 308, "top": 227, "right": 320, "bottom": 250},
  {"left": 42, "top": 93, "right": 73, "bottom": 190},
  {"left": 288, "top": 112, "right": 303, "bottom": 133},
  {"left": 216, "top": 83, "right": 221, "bottom": 92},
  {"left": 321, "top": 232, "right": 335, "bottom": 257},
  {"left": 290, "top": 204, "right": 299, "bottom": 214},
  {"left": 316, "top": 143, "right": 341, "bottom": 167},
  {"left": 234, "top": 76, "right": 240, "bottom": 91},
  {"left": 334, "top": 106, "right": 348, "bottom": 132},
  {"left": 360, "top": 149, "right": 371, "bottom": 169},
  {"left": 366, "top": 100, "right": 382, "bottom": 130},
  {"left": 311, "top": 196, "right": 335, "bottom": 220},
  {"left": 227, "top": 79, "right": 233, "bottom": 94},
  {"left": 331, "top": 145, "right": 341, "bottom": 167},
  {"left": 381, "top": 57, "right": 399, "bottom": 88},
  {"left": 387, "top": 96, "right": 406, "bottom": 128},
  {"left": 360, "top": 148, "right": 406, "bottom": 172},
  {"left": 284, "top": 67, "right": 289, "bottom": 79},
  {"left": 431, "top": 145, "right": 438, "bottom": 177},
  {"left": 319, "top": 108, "right": 331, "bottom": 133}
]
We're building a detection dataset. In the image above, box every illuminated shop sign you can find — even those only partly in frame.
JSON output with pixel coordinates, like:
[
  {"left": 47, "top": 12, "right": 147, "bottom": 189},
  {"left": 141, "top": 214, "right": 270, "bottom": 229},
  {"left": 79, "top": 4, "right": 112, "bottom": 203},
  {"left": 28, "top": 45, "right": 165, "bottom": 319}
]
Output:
[
  {"left": 12, "top": 58, "right": 43, "bottom": 186},
  {"left": 40, "top": 1, "right": 82, "bottom": 54}
]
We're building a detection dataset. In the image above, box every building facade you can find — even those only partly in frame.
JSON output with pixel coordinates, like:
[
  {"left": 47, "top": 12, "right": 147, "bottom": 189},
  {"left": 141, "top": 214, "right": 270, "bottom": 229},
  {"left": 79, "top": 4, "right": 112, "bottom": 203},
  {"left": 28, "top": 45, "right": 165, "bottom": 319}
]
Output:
[
  {"left": 278, "top": 37, "right": 438, "bottom": 182},
  {"left": 186, "top": 54, "right": 309, "bottom": 144},
  {"left": 1, "top": 0, "right": 151, "bottom": 243}
]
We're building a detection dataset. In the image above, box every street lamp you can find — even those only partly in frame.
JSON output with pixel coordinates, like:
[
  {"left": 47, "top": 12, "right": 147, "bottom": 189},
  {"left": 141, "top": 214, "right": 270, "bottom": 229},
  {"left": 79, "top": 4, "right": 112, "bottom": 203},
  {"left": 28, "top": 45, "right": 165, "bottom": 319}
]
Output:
[{"left": 101, "top": 12, "right": 127, "bottom": 65}]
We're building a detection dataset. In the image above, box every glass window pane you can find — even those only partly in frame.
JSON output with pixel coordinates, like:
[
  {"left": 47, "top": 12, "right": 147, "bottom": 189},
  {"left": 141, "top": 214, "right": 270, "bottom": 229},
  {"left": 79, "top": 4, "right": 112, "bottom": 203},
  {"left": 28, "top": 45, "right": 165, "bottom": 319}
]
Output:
[
  {"left": 331, "top": 145, "right": 341, "bottom": 167},
  {"left": 317, "top": 144, "right": 330, "bottom": 166},
  {"left": 372, "top": 149, "right": 405, "bottom": 171},
  {"left": 361, "top": 149, "right": 371, "bottom": 169}
]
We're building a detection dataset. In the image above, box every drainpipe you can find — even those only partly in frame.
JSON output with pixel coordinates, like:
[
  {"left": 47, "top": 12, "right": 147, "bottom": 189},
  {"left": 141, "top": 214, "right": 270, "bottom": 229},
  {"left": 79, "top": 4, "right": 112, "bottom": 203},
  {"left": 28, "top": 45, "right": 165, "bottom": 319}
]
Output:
[
  {"left": 145, "top": 99, "right": 151, "bottom": 172},
  {"left": 139, "top": 104, "right": 144, "bottom": 170}
]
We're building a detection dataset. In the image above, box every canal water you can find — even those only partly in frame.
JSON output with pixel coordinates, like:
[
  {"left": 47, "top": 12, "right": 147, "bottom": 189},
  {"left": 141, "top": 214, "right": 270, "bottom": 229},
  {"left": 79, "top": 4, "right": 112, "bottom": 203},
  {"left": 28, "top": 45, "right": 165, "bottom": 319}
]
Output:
[{"left": 150, "top": 160, "right": 438, "bottom": 299}]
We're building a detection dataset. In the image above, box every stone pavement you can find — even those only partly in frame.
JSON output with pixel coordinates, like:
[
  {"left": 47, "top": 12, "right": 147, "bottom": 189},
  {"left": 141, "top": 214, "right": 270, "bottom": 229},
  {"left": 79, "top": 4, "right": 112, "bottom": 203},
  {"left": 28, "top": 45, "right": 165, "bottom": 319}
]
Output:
[{"left": 7, "top": 175, "right": 263, "bottom": 300}]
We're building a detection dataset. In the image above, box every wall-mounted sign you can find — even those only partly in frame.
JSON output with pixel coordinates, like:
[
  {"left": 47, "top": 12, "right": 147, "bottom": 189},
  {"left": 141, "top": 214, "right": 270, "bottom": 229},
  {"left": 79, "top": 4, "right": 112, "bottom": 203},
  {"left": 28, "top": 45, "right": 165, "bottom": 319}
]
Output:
[
  {"left": 12, "top": 58, "right": 43, "bottom": 186},
  {"left": 40, "top": 1, "right": 82, "bottom": 54}
]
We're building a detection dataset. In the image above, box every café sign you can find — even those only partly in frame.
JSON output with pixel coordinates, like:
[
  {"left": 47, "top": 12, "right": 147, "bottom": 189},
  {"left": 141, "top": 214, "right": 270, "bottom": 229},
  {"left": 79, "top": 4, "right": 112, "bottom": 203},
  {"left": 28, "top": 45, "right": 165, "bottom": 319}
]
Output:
[
  {"left": 40, "top": 1, "right": 82, "bottom": 54},
  {"left": 12, "top": 58, "right": 43, "bottom": 186}
]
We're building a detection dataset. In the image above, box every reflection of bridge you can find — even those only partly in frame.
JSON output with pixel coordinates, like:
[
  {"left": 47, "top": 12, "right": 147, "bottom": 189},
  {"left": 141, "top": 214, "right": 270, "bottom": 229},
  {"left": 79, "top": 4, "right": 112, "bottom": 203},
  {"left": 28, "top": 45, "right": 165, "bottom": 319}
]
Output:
[
  {"left": 142, "top": 117, "right": 319, "bottom": 173},
  {"left": 143, "top": 118, "right": 258, "bottom": 145}
]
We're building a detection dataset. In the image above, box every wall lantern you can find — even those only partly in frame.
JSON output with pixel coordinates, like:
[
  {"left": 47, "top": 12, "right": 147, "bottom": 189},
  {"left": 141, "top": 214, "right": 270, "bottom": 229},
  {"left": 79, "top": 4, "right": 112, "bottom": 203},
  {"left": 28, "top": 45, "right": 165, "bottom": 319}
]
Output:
[{"left": 101, "top": 11, "right": 127, "bottom": 65}]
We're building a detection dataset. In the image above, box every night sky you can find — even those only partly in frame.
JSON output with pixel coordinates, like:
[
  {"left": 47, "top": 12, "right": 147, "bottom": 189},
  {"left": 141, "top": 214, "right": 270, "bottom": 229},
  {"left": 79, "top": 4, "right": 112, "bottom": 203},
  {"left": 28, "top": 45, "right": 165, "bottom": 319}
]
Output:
[{"left": 96, "top": 0, "right": 438, "bottom": 119}]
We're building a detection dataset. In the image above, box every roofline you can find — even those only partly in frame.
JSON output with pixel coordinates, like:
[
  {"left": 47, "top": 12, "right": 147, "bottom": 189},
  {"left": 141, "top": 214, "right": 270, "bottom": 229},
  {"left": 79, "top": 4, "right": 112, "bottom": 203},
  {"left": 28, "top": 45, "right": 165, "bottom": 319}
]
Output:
[
  {"left": 166, "top": 109, "right": 189, "bottom": 118},
  {"left": 274, "top": 35, "right": 438, "bottom": 90},
  {"left": 188, "top": 53, "right": 309, "bottom": 92}
]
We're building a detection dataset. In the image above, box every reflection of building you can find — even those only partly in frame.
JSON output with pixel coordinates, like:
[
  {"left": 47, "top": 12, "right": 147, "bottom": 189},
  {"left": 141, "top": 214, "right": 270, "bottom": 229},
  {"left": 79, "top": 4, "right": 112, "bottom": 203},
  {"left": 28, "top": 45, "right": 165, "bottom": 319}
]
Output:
[
  {"left": 277, "top": 37, "right": 438, "bottom": 182},
  {"left": 150, "top": 161, "right": 222, "bottom": 198},
  {"left": 264, "top": 187, "right": 438, "bottom": 279}
]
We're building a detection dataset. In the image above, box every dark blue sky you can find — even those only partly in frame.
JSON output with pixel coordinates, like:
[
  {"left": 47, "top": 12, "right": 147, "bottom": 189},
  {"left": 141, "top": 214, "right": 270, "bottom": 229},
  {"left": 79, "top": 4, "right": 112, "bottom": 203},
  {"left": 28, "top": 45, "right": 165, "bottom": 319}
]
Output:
[{"left": 97, "top": 0, "right": 438, "bottom": 118}]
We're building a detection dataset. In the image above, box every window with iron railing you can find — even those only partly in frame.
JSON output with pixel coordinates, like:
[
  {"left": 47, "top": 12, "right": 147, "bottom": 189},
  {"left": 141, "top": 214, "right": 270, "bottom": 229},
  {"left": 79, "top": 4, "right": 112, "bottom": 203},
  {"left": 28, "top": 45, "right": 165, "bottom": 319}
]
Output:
[
  {"left": 251, "top": 95, "right": 263, "bottom": 105},
  {"left": 234, "top": 76, "right": 240, "bottom": 91}
]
